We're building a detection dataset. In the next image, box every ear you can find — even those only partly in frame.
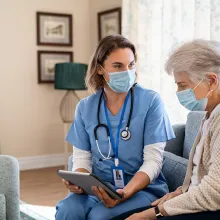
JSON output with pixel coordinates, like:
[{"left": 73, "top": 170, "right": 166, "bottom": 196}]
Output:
[
  {"left": 207, "top": 73, "right": 219, "bottom": 90},
  {"left": 97, "top": 65, "right": 104, "bottom": 75}
]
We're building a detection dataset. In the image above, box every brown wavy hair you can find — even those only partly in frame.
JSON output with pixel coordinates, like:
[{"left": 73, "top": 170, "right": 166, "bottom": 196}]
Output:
[{"left": 85, "top": 34, "right": 137, "bottom": 93}]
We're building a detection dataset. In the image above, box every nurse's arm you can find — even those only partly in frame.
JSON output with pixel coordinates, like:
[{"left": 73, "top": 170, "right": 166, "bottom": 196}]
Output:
[
  {"left": 74, "top": 168, "right": 90, "bottom": 173},
  {"left": 123, "top": 142, "right": 165, "bottom": 198},
  {"left": 62, "top": 147, "right": 92, "bottom": 194},
  {"left": 122, "top": 172, "right": 150, "bottom": 199}
]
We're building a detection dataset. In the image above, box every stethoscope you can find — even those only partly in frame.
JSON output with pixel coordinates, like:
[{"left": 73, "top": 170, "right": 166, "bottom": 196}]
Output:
[{"left": 94, "top": 86, "right": 134, "bottom": 161}]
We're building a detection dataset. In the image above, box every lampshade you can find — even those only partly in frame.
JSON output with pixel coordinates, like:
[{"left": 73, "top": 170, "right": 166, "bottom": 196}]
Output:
[{"left": 54, "top": 62, "right": 87, "bottom": 90}]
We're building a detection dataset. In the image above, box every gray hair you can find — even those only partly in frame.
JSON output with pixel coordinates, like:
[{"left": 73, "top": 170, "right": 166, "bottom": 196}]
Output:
[{"left": 165, "top": 39, "right": 220, "bottom": 83}]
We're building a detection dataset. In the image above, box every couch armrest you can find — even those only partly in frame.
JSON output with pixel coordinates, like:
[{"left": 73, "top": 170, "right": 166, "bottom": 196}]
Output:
[
  {"left": 162, "top": 151, "right": 188, "bottom": 192},
  {"left": 0, "top": 155, "right": 20, "bottom": 220},
  {"left": 165, "top": 124, "right": 185, "bottom": 157}
]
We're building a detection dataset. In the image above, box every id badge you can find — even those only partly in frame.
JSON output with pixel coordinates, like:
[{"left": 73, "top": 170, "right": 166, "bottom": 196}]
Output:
[{"left": 111, "top": 165, "right": 125, "bottom": 188}]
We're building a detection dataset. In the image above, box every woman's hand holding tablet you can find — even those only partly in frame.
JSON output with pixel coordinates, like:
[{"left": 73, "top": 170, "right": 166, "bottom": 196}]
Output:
[
  {"left": 57, "top": 170, "right": 123, "bottom": 201},
  {"left": 62, "top": 179, "right": 83, "bottom": 194}
]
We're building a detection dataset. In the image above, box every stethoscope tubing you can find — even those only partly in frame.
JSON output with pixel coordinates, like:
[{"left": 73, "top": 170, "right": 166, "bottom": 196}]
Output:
[{"left": 94, "top": 86, "right": 135, "bottom": 160}]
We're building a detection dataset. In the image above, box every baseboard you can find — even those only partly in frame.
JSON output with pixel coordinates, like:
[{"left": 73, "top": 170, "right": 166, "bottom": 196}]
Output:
[{"left": 18, "top": 153, "right": 70, "bottom": 171}]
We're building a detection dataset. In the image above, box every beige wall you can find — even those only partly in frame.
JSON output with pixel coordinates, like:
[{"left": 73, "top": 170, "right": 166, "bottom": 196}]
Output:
[
  {"left": 0, "top": 0, "right": 122, "bottom": 159},
  {"left": 89, "top": 0, "right": 122, "bottom": 54},
  {"left": 0, "top": 0, "right": 90, "bottom": 157}
]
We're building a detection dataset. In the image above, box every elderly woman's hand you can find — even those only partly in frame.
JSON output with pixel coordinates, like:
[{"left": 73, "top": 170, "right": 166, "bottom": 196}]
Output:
[
  {"left": 151, "top": 187, "right": 182, "bottom": 206},
  {"left": 92, "top": 186, "right": 126, "bottom": 208},
  {"left": 125, "top": 213, "right": 147, "bottom": 220},
  {"left": 126, "top": 208, "right": 156, "bottom": 220}
]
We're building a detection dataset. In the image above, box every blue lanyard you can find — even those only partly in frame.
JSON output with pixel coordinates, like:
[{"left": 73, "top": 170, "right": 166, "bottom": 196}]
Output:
[{"left": 103, "top": 91, "right": 130, "bottom": 160}]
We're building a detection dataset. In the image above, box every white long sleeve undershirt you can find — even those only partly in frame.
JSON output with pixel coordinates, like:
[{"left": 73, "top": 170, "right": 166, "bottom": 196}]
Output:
[{"left": 72, "top": 142, "right": 165, "bottom": 182}]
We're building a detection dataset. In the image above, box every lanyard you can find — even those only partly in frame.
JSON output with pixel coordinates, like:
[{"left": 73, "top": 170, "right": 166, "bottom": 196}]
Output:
[{"left": 103, "top": 91, "right": 130, "bottom": 166}]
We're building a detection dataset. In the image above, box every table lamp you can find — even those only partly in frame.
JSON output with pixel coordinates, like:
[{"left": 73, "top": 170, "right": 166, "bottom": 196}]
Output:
[{"left": 55, "top": 62, "right": 88, "bottom": 123}]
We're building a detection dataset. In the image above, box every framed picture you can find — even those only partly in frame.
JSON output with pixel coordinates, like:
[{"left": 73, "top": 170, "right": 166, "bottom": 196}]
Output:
[
  {"left": 38, "top": 51, "right": 73, "bottom": 83},
  {"left": 98, "top": 7, "right": 121, "bottom": 41},
  {"left": 37, "top": 12, "right": 73, "bottom": 46}
]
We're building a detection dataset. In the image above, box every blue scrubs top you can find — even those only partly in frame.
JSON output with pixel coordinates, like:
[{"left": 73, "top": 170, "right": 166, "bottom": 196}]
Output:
[{"left": 66, "top": 84, "right": 175, "bottom": 198}]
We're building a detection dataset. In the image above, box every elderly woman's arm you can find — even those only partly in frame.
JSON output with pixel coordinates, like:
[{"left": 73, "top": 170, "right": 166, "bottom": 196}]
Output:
[
  {"left": 126, "top": 115, "right": 220, "bottom": 219},
  {"left": 162, "top": 115, "right": 220, "bottom": 216}
]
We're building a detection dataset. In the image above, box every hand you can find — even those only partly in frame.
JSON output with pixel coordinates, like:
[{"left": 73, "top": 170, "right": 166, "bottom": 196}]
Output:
[
  {"left": 62, "top": 179, "right": 83, "bottom": 194},
  {"left": 126, "top": 209, "right": 155, "bottom": 220},
  {"left": 125, "top": 213, "right": 147, "bottom": 220},
  {"left": 151, "top": 188, "right": 181, "bottom": 206},
  {"left": 92, "top": 186, "right": 125, "bottom": 208}
]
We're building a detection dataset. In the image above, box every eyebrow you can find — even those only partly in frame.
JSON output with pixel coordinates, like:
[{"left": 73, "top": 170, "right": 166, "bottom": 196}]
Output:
[
  {"left": 176, "top": 81, "right": 186, "bottom": 85},
  {"left": 112, "top": 60, "right": 135, "bottom": 65},
  {"left": 112, "top": 62, "right": 123, "bottom": 65}
]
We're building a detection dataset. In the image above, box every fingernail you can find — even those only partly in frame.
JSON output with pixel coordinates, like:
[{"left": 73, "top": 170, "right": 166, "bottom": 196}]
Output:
[{"left": 75, "top": 186, "right": 78, "bottom": 190}]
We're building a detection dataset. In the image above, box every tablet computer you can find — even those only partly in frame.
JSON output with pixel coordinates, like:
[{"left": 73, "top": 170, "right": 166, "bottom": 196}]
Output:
[{"left": 57, "top": 170, "right": 123, "bottom": 200}]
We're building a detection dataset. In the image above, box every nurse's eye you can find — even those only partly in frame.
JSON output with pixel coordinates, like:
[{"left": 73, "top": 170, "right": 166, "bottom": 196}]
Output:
[{"left": 113, "top": 64, "right": 122, "bottom": 69}]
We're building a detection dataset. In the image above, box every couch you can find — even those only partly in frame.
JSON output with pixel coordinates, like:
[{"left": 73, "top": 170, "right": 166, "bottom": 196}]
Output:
[
  {"left": 68, "top": 111, "right": 206, "bottom": 192},
  {"left": 162, "top": 111, "right": 205, "bottom": 191},
  {"left": 0, "top": 155, "right": 20, "bottom": 220}
]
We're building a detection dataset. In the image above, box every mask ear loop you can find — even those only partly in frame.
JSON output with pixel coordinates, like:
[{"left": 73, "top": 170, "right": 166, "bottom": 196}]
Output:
[
  {"left": 193, "top": 78, "right": 214, "bottom": 97},
  {"left": 205, "top": 89, "right": 214, "bottom": 98},
  {"left": 99, "top": 65, "right": 108, "bottom": 74},
  {"left": 193, "top": 78, "right": 205, "bottom": 91},
  {"left": 99, "top": 65, "right": 108, "bottom": 83}
]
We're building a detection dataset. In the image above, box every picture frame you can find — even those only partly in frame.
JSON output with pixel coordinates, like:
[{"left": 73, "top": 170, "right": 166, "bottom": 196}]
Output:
[
  {"left": 37, "top": 12, "right": 73, "bottom": 46},
  {"left": 38, "top": 51, "right": 73, "bottom": 83},
  {"left": 98, "top": 7, "right": 121, "bottom": 41}
]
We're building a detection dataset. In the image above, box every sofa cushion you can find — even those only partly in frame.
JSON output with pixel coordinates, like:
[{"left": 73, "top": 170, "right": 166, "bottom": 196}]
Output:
[
  {"left": 183, "top": 111, "right": 206, "bottom": 159},
  {"left": 165, "top": 124, "right": 185, "bottom": 157},
  {"left": 0, "top": 194, "right": 6, "bottom": 220},
  {"left": 162, "top": 152, "right": 188, "bottom": 192}
]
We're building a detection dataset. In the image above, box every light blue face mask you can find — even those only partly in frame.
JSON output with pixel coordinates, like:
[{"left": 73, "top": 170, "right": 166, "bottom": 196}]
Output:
[
  {"left": 176, "top": 79, "right": 212, "bottom": 111},
  {"left": 102, "top": 68, "right": 136, "bottom": 93}
]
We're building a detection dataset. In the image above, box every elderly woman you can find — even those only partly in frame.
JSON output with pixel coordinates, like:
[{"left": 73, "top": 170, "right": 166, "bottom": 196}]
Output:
[{"left": 114, "top": 40, "right": 220, "bottom": 220}]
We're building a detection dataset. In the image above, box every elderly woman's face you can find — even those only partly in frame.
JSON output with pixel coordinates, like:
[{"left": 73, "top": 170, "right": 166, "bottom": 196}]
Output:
[
  {"left": 100, "top": 48, "right": 136, "bottom": 82},
  {"left": 174, "top": 71, "right": 210, "bottom": 100}
]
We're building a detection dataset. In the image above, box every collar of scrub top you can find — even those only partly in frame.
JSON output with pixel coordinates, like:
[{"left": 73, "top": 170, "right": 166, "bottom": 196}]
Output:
[{"left": 103, "top": 89, "right": 130, "bottom": 167}]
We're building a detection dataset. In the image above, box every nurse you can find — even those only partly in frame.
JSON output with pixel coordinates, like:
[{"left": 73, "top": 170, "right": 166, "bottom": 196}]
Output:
[{"left": 55, "top": 34, "right": 175, "bottom": 220}]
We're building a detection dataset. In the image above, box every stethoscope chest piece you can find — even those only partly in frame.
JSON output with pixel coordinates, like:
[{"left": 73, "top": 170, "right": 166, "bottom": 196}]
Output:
[{"left": 121, "top": 128, "right": 131, "bottom": 140}]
